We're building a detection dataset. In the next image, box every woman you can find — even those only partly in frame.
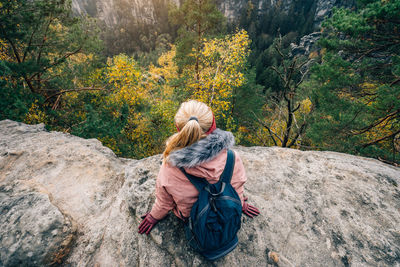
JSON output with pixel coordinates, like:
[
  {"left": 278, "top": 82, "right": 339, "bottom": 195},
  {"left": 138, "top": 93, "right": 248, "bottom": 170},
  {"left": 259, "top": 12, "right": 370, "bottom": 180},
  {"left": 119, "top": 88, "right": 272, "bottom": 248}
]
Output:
[{"left": 138, "top": 100, "right": 260, "bottom": 235}]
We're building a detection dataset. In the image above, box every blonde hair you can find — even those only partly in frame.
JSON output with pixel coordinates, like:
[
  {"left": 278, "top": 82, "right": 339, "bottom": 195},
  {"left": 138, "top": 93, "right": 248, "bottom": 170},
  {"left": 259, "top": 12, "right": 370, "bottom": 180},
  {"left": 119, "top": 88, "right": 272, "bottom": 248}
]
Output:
[{"left": 163, "top": 100, "right": 213, "bottom": 162}]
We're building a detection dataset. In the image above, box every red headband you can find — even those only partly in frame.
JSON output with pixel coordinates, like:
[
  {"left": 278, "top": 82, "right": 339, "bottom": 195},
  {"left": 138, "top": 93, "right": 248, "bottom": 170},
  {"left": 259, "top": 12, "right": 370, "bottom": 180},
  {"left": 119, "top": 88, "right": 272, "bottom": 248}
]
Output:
[
  {"left": 175, "top": 113, "right": 216, "bottom": 135},
  {"left": 205, "top": 115, "right": 216, "bottom": 134}
]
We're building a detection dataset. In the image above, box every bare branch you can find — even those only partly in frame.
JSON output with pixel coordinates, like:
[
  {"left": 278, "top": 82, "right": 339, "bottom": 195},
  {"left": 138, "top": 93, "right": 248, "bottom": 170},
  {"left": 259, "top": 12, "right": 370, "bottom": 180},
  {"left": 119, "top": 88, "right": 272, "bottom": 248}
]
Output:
[
  {"left": 282, "top": 98, "right": 293, "bottom": 147},
  {"left": 295, "top": 60, "right": 313, "bottom": 88},
  {"left": 273, "top": 35, "right": 288, "bottom": 75},
  {"left": 285, "top": 58, "right": 297, "bottom": 89},
  {"left": 23, "top": 22, "right": 40, "bottom": 62},
  {"left": 29, "top": 46, "right": 82, "bottom": 80},
  {"left": 292, "top": 103, "right": 301, "bottom": 113},
  {"left": 377, "top": 157, "right": 399, "bottom": 167},
  {"left": 339, "top": 95, "right": 379, "bottom": 132},
  {"left": 271, "top": 66, "right": 286, "bottom": 85},
  {"left": 2, "top": 35, "right": 37, "bottom": 92},
  {"left": 44, "top": 87, "right": 107, "bottom": 102},
  {"left": 274, "top": 41, "right": 285, "bottom": 59},
  {"left": 351, "top": 109, "right": 400, "bottom": 135},
  {"left": 52, "top": 94, "right": 62, "bottom": 110},
  {"left": 390, "top": 78, "right": 400, "bottom": 87},
  {"left": 297, "top": 58, "right": 311, "bottom": 70},
  {"left": 251, "top": 111, "right": 281, "bottom": 145},
  {"left": 287, "top": 122, "right": 307, "bottom": 147},
  {"left": 362, "top": 129, "right": 400, "bottom": 148}
]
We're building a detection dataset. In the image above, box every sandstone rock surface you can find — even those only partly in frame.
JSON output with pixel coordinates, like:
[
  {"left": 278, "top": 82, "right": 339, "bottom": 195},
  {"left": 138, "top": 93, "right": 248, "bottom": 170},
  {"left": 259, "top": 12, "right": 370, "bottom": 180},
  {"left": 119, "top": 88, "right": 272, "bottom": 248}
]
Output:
[{"left": 0, "top": 120, "right": 399, "bottom": 266}]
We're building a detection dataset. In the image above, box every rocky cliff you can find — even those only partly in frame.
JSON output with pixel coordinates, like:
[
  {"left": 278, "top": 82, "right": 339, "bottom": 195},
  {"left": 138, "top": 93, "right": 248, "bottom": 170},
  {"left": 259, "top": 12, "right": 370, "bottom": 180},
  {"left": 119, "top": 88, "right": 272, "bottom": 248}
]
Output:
[
  {"left": 71, "top": 0, "right": 353, "bottom": 28},
  {"left": 72, "top": 0, "right": 180, "bottom": 27},
  {"left": 1, "top": 120, "right": 399, "bottom": 266}
]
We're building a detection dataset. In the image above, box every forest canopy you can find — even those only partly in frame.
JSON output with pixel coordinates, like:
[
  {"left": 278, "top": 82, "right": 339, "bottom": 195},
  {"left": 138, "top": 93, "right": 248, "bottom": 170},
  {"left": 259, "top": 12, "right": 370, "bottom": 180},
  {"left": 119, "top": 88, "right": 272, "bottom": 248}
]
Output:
[{"left": 1, "top": 0, "right": 399, "bottom": 164}]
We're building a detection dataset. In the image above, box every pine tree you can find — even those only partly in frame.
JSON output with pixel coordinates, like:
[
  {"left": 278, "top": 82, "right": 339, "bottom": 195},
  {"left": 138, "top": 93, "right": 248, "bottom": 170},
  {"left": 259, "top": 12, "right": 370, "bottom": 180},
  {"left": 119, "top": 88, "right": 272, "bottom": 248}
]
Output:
[
  {"left": 168, "top": 0, "right": 225, "bottom": 87},
  {"left": 306, "top": 0, "right": 400, "bottom": 163},
  {"left": 0, "top": 0, "right": 102, "bottom": 116}
]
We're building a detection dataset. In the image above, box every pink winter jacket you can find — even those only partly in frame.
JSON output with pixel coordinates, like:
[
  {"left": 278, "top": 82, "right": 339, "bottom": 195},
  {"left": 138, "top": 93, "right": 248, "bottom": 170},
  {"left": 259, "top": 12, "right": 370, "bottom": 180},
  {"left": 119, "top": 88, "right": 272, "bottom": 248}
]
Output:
[{"left": 149, "top": 129, "right": 247, "bottom": 220}]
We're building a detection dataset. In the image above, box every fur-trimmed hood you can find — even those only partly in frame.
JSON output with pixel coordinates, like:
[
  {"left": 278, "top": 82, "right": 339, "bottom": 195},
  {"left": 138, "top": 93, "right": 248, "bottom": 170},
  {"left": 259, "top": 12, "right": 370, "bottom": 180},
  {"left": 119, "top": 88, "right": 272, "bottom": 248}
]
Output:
[{"left": 168, "top": 128, "right": 235, "bottom": 168}]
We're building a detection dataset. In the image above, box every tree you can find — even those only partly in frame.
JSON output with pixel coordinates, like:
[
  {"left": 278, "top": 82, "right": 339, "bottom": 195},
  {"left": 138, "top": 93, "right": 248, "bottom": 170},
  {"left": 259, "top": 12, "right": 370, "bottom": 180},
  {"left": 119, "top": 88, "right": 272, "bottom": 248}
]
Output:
[
  {"left": 188, "top": 30, "right": 250, "bottom": 121},
  {"left": 66, "top": 53, "right": 179, "bottom": 159},
  {"left": 0, "top": 0, "right": 101, "bottom": 110},
  {"left": 252, "top": 36, "right": 313, "bottom": 147},
  {"left": 169, "top": 0, "right": 225, "bottom": 86},
  {"left": 306, "top": 0, "right": 400, "bottom": 162},
  {"left": 237, "top": 0, "right": 317, "bottom": 100}
]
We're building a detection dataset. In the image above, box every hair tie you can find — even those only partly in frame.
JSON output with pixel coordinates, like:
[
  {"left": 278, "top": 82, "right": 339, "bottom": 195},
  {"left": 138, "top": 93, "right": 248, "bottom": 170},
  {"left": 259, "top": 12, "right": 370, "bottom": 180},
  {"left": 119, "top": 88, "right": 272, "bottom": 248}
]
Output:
[
  {"left": 188, "top": 116, "right": 198, "bottom": 122},
  {"left": 175, "top": 113, "right": 217, "bottom": 135}
]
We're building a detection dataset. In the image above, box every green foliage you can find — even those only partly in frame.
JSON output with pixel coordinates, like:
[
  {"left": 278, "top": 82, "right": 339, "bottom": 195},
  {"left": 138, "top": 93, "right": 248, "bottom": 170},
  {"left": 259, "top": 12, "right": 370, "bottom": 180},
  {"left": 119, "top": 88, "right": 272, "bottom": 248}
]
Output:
[
  {"left": 242, "top": 35, "right": 313, "bottom": 148},
  {"left": 306, "top": 0, "right": 400, "bottom": 162},
  {"left": 231, "top": 66, "right": 264, "bottom": 145},
  {"left": 235, "top": 0, "right": 317, "bottom": 99},
  {"left": 3, "top": 0, "right": 398, "bottom": 164},
  {"left": 169, "top": 0, "right": 225, "bottom": 70},
  {"left": 0, "top": 0, "right": 103, "bottom": 122},
  {"left": 0, "top": 61, "right": 37, "bottom": 121},
  {"left": 71, "top": 101, "right": 132, "bottom": 156},
  {"left": 50, "top": 53, "right": 180, "bottom": 158}
]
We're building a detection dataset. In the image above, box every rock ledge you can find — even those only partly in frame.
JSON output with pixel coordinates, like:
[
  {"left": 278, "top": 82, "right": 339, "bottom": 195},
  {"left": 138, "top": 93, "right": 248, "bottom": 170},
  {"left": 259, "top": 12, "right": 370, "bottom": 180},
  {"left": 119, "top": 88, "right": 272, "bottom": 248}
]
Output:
[{"left": 0, "top": 120, "right": 399, "bottom": 266}]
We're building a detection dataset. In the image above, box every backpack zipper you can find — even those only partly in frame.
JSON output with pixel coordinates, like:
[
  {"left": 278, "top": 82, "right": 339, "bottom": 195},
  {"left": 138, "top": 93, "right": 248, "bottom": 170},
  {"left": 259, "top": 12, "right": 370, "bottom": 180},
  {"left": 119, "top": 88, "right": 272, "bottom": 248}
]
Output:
[{"left": 195, "top": 203, "right": 210, "bottom": 223}]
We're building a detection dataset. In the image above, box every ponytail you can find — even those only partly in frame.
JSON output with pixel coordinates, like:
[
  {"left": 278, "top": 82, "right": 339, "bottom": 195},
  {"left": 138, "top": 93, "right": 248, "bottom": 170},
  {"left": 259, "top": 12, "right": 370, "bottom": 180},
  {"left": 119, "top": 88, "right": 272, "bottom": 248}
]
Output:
[{"left": 163, "top": 100, "right": 213, "bottom": 163}]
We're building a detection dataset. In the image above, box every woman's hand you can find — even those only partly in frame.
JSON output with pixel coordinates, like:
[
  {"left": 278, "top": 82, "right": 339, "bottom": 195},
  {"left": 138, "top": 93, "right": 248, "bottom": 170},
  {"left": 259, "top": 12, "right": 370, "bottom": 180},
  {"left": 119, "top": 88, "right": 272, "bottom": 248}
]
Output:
[
  {"left": 138, "top": 213, "right": 159, "bottom": 234},
  {"left": 242, "top": 196, "right": 260, "bottom": 218}
]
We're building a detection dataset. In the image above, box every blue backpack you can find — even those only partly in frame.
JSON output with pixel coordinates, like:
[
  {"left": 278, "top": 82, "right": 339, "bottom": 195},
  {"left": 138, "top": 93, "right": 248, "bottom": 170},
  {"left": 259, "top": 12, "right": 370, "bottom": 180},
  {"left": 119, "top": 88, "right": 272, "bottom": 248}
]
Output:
[{"left": 179, "top": 149, "right": 242, "bottom": 261}]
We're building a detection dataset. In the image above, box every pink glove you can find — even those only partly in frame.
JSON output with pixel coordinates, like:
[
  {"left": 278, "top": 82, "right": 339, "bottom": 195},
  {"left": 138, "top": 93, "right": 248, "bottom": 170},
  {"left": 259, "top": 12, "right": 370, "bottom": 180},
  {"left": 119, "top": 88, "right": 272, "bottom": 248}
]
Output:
[
  {"left": 242, "top": 196, "right": 260, "bottom": 218},
  {"left": 138, "top": 213, "right": 158, "bottom": 235}
]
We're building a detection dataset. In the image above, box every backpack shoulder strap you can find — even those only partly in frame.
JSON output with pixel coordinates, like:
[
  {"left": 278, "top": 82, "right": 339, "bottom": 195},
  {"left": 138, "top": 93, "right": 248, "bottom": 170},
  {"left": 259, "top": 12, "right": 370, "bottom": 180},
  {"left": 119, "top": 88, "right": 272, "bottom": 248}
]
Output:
[
  {"left": 179, "top": 167, "right": 209, "bottom": 192},
  {"left": 179, "top": 149, "right": 235, "bottom": 191},
  {"left": 220, "top": 149, "right": 235, "bottom": 184}
]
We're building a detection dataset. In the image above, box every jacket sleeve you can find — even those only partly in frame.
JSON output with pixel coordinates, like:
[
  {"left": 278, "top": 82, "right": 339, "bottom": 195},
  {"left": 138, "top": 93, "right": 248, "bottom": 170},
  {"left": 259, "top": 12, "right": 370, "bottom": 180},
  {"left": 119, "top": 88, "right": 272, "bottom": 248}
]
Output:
[
  {"left": 231, "top": 151, "right": 247, "bottom": 205},
  {"left": 149, "top": 164, "right": 176, "bottom": 220}
]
